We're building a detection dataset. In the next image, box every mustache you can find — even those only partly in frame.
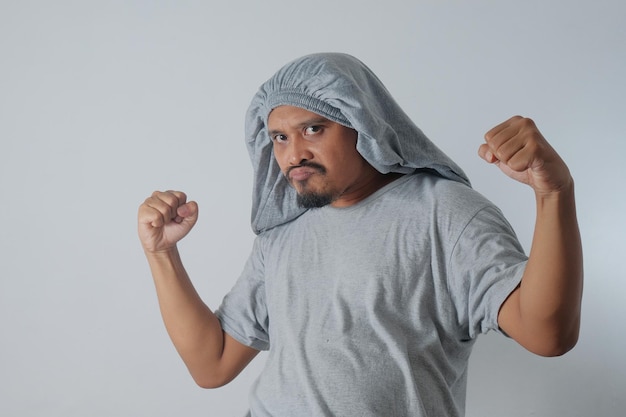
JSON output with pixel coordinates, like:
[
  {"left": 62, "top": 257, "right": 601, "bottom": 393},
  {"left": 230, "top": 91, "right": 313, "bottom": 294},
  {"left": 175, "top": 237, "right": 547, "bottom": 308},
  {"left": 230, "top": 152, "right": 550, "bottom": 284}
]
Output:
[{"left": 286, "top": 161, "right": 327, "bottom": 177}]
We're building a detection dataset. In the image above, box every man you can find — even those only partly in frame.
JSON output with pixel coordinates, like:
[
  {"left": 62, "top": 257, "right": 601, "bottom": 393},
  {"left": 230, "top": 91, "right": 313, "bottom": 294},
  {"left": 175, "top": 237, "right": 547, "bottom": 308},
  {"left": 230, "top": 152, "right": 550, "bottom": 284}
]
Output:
[{"left": 138, "top": 53, "right": 582, "bottom": 416}]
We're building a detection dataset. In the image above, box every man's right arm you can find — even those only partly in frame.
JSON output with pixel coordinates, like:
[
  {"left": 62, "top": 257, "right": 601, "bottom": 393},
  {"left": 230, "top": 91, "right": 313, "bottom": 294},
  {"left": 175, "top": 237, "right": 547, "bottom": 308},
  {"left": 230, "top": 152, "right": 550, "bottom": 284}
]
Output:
[{"left": 138, "top": 191, "right": 259, "bottom": 388}]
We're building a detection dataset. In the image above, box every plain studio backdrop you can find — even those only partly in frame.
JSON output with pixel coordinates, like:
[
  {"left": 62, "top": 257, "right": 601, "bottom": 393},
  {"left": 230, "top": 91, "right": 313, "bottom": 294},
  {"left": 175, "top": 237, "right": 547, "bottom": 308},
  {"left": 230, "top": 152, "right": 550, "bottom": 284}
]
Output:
[{"left": 1, "top": 1, "right": 624, "bottom": 416}]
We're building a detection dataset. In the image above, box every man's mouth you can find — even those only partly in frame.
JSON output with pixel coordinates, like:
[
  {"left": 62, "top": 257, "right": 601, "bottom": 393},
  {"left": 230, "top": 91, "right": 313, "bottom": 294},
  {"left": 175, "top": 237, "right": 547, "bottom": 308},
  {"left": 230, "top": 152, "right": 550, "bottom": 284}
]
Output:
[
  {"left": 287, "top": 163, "right": 326, "bottom": 182},
  {"left": 289, "top": 167, "right": 317, "bottom": 181}
]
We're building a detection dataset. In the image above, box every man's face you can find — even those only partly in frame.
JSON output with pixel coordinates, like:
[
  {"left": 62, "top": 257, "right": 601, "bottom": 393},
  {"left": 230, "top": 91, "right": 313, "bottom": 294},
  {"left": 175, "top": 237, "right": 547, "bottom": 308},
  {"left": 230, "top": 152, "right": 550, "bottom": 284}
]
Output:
[{"left": 268, "top": 105, "right": 378, "bottom": 208}]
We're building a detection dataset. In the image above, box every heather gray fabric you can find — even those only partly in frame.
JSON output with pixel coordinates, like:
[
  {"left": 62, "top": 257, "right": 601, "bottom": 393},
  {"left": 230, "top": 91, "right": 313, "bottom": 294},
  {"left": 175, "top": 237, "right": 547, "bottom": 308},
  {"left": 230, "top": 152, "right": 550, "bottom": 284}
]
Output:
[
  {"left": 216, "top": 174, "right": 527, "bottom": 416},
  {"left": 245, "top": 52, "right": 470, "bottom": 234},
  {"left": 219, "top": 53, "right": 527, "bottom": 415}
]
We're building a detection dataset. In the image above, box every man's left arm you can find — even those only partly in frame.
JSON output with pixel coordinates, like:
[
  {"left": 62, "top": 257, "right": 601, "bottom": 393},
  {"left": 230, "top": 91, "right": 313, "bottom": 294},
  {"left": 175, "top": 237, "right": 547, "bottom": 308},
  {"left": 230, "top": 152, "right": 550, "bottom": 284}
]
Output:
[{"left": 478, "top": 116, "right": 583, "bottom": 357}]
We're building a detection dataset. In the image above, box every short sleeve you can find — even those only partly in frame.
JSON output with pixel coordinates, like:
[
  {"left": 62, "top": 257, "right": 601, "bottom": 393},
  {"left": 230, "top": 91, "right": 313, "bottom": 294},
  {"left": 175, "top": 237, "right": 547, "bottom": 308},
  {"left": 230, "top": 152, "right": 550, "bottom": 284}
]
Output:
[
  {"left": 215, "top": 237, "right": 270, "bottom": 351},
  {"left": 447, "top": 205, "right": 528, "bottom": 339}
]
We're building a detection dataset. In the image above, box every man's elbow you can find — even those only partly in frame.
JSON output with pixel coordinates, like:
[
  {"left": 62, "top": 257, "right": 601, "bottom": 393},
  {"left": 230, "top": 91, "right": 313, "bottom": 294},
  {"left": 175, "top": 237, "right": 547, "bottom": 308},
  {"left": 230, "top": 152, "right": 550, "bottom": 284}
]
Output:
[
  {"left": 527, "top": 326, "right": 580, "bottom": 357},
  {"left": 192, "top": 372, "right": 233, "bottom": 389},
  {"left": 533, "top": 339, "right": 577, "bottom": 357},
  {"left": 188, "top": 364, "right": 239, "bottom": 389}
]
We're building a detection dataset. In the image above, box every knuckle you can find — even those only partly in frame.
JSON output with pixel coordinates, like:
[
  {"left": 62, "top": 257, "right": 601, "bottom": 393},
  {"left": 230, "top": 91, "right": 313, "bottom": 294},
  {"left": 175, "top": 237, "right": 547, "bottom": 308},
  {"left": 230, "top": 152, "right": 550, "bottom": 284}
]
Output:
[
  {"left": 154, "top": 191, "right": 178, "bottom": 209},
  {"left": 171, "top": 191, "right": 187, "bottom": 204},
  {"left": 518, "top": 117, "right": 537, "bottom": 131},
  {"left": 139, "top": 206, "right": 160, "bottom": 224}
]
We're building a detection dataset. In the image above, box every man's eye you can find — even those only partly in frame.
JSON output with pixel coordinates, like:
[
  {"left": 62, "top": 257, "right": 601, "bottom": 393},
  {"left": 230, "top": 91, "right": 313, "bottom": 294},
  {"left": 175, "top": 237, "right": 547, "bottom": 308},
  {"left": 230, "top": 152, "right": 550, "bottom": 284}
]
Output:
[
  {"left": 273, "top": 134, "right": 287, "bottom": 142},
  {"left": 305, "top": 126, "right": 322, "bottom": 135}
]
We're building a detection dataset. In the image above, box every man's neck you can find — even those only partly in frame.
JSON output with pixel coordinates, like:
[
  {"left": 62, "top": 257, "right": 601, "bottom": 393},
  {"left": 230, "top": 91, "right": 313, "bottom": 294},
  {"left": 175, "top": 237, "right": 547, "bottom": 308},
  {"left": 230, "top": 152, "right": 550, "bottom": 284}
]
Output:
[{"left": 331, "top": 172, "right": 404, "bottom": 208}]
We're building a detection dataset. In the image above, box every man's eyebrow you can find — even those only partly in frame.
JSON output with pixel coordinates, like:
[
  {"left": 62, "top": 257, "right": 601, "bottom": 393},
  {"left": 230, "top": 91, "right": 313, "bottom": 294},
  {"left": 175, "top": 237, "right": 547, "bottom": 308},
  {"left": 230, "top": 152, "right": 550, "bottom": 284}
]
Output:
[
  {"left": 268, "top": 117, "right": 330, "bottom": 136},
  {"left": 298, "top": 117, "right": 330, "bottom": 127}
]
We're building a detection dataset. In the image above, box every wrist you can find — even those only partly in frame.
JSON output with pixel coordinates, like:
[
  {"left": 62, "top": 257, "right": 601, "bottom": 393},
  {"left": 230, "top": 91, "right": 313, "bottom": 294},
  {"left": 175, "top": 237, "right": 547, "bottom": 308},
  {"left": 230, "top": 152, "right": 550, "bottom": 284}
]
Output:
[
  {"left": 534, "top": 177, "right": 575, "bottom": 202},
  {"left": 144, "top": 245, "right": 183, "bottom": 267},
  {"left": 144, "top": 244, "right": 177, "bottom": 254},
  {"left": 534, "top": 179, "right": 578, "bottom": 223}
]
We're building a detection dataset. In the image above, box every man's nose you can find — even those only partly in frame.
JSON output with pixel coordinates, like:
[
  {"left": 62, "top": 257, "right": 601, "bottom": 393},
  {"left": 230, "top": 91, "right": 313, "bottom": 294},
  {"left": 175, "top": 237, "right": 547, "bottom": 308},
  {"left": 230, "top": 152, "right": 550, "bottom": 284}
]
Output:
[{"left": 288, "top": 137, "right": 313, "bottom": 166}]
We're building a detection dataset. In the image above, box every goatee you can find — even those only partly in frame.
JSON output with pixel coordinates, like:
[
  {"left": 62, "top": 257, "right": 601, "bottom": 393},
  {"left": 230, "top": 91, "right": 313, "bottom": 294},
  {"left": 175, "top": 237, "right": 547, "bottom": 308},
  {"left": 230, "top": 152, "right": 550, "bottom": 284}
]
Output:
[
  {"left": 286, "top": 162, "right": 333, "bottom": 208},
  {"left": 296, "top": 191, "right": 334, "bottom": 208}
]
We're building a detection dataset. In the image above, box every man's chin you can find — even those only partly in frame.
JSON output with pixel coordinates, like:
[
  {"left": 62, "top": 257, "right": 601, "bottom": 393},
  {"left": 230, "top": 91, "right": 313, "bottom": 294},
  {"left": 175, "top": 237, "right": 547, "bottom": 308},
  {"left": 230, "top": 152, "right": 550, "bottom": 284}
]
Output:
[{"left": 296, "top": 191, "right": 334, "bottom": 209}]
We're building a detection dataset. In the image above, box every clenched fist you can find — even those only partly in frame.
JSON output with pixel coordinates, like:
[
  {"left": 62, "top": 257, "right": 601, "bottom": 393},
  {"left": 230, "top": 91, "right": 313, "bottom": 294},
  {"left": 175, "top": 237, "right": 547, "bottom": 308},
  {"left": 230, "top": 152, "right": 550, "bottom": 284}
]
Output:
[
  {"left": 478, "top": 116, "right": 573, "bottom": 196},
  {"left": 138, "top": 190, "right": 199, "bottom": 253}
]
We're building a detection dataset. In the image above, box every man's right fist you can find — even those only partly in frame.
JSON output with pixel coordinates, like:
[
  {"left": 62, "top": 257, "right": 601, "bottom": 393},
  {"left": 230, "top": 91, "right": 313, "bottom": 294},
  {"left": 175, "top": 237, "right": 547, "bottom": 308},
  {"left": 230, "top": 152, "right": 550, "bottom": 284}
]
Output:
[{"left": 138, "top": 190, "right": 199, "bottom": 253}]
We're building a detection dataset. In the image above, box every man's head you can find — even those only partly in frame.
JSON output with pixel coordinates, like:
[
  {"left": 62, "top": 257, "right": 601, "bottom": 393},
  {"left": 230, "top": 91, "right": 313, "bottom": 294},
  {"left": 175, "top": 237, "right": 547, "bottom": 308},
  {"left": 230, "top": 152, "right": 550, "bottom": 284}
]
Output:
[
  {"left": 245, "top": 53, "right": 469, "bottom": 233},
  {"left": 268, "top": 105, "right": 385, "bottom": 208}
]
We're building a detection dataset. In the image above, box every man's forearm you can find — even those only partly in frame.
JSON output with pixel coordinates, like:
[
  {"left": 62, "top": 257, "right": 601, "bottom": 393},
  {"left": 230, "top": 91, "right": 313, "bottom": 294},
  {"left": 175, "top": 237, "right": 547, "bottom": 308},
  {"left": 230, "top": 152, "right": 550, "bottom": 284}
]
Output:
[
  {"left": 516, "top": 182, "right": 583, "bottom": 354},
  {"left": 145, "top": 247, "right": 226, "bottom": 384}
]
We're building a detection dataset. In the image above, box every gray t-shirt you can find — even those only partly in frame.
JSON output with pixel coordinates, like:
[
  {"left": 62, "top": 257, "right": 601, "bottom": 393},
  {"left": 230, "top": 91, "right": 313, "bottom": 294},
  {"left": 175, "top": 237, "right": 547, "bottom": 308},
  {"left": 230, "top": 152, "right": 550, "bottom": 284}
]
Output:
[{"left": 216, "top": 173, "right": 527, "bottom": 416}]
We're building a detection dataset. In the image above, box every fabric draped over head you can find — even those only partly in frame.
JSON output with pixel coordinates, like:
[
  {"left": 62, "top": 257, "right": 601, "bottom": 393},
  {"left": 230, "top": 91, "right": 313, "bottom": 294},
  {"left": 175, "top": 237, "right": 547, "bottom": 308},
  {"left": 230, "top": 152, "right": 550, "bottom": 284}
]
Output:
[{"left": 245, "top": 52, "right": 471, "bottom": 234}]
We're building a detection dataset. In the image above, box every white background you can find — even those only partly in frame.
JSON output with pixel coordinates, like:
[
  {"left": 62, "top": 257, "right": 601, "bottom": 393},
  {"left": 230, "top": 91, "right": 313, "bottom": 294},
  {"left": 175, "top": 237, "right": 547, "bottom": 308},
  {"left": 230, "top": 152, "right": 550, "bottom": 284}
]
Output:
[{"left": 1, "top": 1, "right": 624, "bottom": 416}]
